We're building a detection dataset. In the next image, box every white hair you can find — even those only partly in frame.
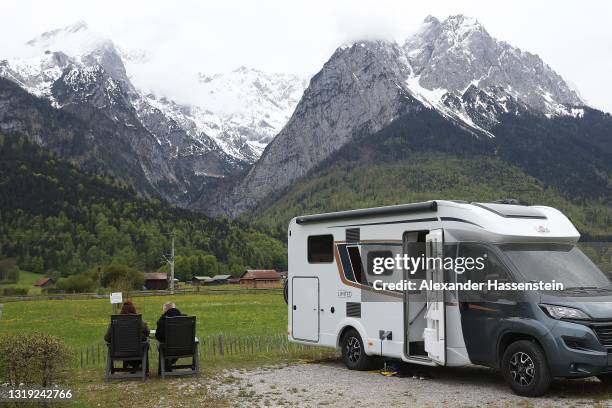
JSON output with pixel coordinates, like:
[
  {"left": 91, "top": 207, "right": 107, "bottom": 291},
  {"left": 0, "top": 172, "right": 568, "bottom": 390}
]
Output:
[{"left": 163, "top": 302, "right": 176, "bottom": 312}]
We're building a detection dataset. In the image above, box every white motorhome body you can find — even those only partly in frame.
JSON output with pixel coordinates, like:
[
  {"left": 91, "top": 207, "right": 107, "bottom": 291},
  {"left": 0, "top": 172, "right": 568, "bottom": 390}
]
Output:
[{"left": 287, "top": 200, "right": 582, "bottom": 369}]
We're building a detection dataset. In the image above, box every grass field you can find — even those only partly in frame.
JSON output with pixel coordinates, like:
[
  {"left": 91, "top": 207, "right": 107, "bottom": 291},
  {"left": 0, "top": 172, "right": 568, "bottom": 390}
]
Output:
[
  {"left": 0, "top": 269, "right": 43, "bottom": 294},
  {"left": 0, "top": 290, "right": 339, "bottom": 407},
  {"left": 0, "top": 291, "right": 287, "bottom": 348}
]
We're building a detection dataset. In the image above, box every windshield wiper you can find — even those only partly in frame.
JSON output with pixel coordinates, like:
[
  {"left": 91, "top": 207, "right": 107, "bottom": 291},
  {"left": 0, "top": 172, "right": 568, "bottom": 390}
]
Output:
[{"left": 563, "top": 286, "right": 612, "bottom": 293}]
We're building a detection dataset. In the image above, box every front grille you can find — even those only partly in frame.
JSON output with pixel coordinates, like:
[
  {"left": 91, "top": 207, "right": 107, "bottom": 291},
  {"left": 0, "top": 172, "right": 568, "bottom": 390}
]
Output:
[{"left": 592, "top": 323, "right": 612, "bottom": 348}]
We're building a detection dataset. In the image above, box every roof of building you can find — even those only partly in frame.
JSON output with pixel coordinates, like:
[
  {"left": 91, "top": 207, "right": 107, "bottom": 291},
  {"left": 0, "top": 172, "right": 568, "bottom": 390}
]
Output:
[
  {"left": 142, "top": 272, "right": 167, "bottom": 280},
  {"left": 240, "top": 270, "right": 281, "bottom": 280},
  {"left": 212, "top": 274, "right": 232, "bottom": 280},
  {"left": 33, "top": 277, "right": 53, "bottom": 287},
  {"left": 192, "top": 276, "right": 214, "bottom": 281}
]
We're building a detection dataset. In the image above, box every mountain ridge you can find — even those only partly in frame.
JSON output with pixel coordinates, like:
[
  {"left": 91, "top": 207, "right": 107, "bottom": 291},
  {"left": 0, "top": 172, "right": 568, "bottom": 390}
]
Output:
[
  {"left": 207, "top": 14, "right": 600, "bottom": 216},
  {"left": 0, "top": 21, "right": 306, "bottom": 203}
]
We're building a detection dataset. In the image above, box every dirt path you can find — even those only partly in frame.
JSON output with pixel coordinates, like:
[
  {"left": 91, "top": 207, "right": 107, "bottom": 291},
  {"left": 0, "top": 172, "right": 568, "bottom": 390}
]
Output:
[{"left": 212, "top": 360, "right": 612, "bottom": 407}]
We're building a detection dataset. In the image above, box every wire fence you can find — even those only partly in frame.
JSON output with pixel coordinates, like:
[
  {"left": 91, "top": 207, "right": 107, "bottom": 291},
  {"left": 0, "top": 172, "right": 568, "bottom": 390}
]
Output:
[
  {"left": 0, "top": 287, "right": 283, "bottom": 303},
  {"left": 74, "top": 333, "right": 331, "bottom": 369}
]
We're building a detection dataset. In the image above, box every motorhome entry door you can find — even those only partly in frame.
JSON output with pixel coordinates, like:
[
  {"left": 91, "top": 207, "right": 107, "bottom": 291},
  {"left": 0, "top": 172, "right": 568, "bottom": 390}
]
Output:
[
  {"left": 424, "top": 229, "right": 446, "bottom": 365},
  {"left": 291, "top": 277, "right": 319, "bottom": 342}
]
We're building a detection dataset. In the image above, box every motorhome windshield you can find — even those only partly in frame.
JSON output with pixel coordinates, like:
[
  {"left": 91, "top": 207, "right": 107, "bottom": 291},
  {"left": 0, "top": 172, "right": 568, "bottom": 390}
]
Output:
[{"left": 500, "top": 244, "right": 610, "bottom": 290}]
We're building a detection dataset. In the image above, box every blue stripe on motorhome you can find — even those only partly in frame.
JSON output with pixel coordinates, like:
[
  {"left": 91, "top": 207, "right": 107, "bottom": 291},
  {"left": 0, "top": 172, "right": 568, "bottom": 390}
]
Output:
[{"left": 337, "top": 244, "right": 355, "bottom": 282}]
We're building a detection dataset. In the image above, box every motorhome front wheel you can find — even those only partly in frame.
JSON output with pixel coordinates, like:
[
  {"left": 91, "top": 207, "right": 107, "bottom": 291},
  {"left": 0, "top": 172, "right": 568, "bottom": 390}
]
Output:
[
  {"left": 501, "top": 340, "right": 552, "bottom": 397},
  {"left": 341, "top": 329, "right": 374, "bottom": 371}
]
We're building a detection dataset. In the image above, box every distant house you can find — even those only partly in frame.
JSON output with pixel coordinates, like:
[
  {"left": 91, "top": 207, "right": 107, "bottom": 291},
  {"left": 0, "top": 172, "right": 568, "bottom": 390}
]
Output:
[
  {"left": 211, "top": 274, "right": 231, "bottom": 285},
  {"left": 192, "top": 276, "right": 214, "bottom": 285},
  {"left": 240, "top": 270, "right": 282, "bottom": 289},
  {"left": 143, "top": 272, "right": 168, "bottom": 290},
  {"left": 228, "top": 277, "right": 241, "bottom": 285},
  {"left": 33, "top": 277, "right": 54, "bottom": 288}
]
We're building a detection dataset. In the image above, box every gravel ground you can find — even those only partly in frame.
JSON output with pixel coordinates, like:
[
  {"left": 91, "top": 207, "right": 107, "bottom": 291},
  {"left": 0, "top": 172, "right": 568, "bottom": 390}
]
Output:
[{"left": 212, "top": 360, "right": 612, "bottom": 407}]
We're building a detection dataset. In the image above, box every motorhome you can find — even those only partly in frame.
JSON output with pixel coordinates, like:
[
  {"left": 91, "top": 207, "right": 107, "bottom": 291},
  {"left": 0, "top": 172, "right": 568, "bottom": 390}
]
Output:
[{"left": 287, "top": 200, "right": 612, "bottom": 396}]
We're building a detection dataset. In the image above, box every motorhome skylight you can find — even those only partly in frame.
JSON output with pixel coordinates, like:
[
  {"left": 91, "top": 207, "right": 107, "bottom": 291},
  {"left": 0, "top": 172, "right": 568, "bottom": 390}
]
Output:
[{"left": 472, "top": 203, "right": 547, "bottom": 219}]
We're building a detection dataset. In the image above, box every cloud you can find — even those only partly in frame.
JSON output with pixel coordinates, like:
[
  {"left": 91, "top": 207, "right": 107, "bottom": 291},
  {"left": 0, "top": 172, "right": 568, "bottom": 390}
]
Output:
[{"left": 0, "top": 0, "right": 610, "bottom": 112}]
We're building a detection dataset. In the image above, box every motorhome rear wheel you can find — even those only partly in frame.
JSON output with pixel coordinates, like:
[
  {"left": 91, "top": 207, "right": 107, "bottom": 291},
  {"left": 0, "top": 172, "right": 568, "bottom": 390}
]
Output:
[{"left": 341, "top": 329, "right": 375, "bottom": 370}]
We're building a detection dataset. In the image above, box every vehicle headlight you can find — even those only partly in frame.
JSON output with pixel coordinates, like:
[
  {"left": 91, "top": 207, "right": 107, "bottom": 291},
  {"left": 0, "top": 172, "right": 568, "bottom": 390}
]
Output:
[{"left": 540, "top": 304, "right": 589, "bottom": 320}]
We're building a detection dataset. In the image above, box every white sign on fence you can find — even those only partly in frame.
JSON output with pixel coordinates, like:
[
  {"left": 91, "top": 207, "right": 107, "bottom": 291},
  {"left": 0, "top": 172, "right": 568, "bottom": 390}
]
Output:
[
  {"left": 109, "top": 292, "right": 123, "bottom": 304},
  {"left": 0, "top": 304, "right": 3, "bottom": 320}
]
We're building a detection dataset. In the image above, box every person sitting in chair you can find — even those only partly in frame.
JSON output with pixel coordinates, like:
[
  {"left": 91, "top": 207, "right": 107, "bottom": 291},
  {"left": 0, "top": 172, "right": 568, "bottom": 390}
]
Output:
[
  {"left": 155, "top": 302, "right": 183, "bottom": 371},
  {"left": 104, "top": 300, "right": 149, "bottom": 370}
]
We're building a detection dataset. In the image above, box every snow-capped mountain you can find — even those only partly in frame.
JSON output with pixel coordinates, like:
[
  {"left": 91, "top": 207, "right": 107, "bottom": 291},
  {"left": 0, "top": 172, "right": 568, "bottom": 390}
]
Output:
[
  {"left": 403, "top": 15, "right": 583, "bottom": 123},
  {"left": 207, "top": 15, "right": 594, "bottom": 216},
  {"left": 135, "top": 66, "right": 307, "bottom": 163},
  {"left": 0, "top": 22, "right": 243, "bottom": 203},
  {"left": 1, "top": 21, "right": 134, "bottom": 102},
  {"left": 0, "top": 21, "right": 306, "bottom": 203},
  {"left": 192, "top": 67, "right": 307, "bottom": 160},
  {"left": 2, "top": 16, "right": 605, "bottom": 217}
]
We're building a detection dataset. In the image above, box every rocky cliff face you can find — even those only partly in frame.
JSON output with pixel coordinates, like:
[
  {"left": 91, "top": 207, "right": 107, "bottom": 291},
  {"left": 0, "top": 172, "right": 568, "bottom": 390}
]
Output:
[
  {"left": 204, "top": 41, "right": 426, "bottom": 216},
  {"left": 0, "top": 22, "right": 253, "bottom": 204},
  {"left": 403, "top": 15, "right": 582, "bottom": 114},
  {"left": 208, "top": 15, "right": 590, "bottom": 216}
]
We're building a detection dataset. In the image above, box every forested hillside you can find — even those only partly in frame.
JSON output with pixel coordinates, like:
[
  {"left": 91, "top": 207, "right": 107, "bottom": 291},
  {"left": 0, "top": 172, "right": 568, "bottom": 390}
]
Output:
[
  {"left": 249, "top": 110, "right": 611, "bottom": 241},
  {"left": 0, "top": 133, "right": 286, "bottom": 281}
]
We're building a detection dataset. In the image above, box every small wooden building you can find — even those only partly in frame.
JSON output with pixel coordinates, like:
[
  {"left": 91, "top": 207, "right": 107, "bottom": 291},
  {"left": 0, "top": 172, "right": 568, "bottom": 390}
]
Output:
[
  {"left": 143, "top": 272, "right": 168, "bottom": 290},
  {"left": 211, "top": 274, "right": 231, "bottom": 285},
  {"left": 192, "top": 276, "right": 214, "bottom": 285},
  {"left": 33, "top": 277, "right": 55, "bottom": 288},
  {"left": 240, "top": 270, "right": 282, "bottom": 289}
]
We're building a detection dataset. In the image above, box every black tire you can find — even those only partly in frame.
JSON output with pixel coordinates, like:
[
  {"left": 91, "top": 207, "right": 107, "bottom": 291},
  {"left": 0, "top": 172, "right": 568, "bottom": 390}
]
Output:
[
  {"left": 501, "top": 340, "right": 552, "bottom": 397},
  {"left": 341, "top": 329, "right": 374, "bottom": 370},
  {"left": 597, "top": 374, "right": 612, "bottom": 385}
]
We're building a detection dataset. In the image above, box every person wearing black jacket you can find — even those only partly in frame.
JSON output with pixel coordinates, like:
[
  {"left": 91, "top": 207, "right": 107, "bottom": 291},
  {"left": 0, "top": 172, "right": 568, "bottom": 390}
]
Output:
[
  {"left": 155, "top": 302, "right": 183, "bottom": 342},
  {"left": 104, "top": 300, "right": 150, "bottom": 371},
  {"left": 155, "top": 302, "right": 183, "bottom": 371}
]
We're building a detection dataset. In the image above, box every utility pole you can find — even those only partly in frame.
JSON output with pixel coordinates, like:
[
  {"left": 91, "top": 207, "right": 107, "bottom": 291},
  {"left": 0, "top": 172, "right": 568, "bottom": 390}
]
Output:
[
  {"left": 163, "top": 234, "right": 175, "bottom": 295},
  {"left": 169, "top": 235, "right": 175, "bottom": 294}
]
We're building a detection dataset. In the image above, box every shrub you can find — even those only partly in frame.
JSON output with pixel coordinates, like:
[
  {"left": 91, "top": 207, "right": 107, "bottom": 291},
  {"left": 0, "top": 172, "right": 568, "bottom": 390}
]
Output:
[
  {"left": 100, "top": 263, "right": 144, "bottom": 290},
  {"left": 0, "top": 258, "right": 20, "bottom": 283},
  {"left": 0, "top": 332, "right": 71, "bottom": 387},
  {"left": 56, "top": 273, "right": 96, "bottom": 293},
  {"left": 0, "top": 287, "right": 28, "bottom": 296}
]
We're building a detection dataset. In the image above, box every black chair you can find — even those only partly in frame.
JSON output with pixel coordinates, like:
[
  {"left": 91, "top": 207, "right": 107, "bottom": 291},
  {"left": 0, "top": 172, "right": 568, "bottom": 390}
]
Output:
[
  {"left": 105, "top": 314, "right": 149, "bottom": 381},
  {"left": 157, "top": 316, "right": 199, "bottom": 378}
]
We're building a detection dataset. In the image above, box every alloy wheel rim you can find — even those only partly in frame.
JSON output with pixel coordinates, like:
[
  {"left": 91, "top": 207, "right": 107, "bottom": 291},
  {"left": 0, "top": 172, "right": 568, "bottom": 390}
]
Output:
[
  {"left": 346, "top": 336, "right": 361, "bottom": 363},
  {"left": 509, "top": 351, "right": 535, "bottom": 386}
]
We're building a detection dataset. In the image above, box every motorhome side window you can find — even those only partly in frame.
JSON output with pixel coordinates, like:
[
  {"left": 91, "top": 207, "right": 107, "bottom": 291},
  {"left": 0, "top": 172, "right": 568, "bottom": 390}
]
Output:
[
  {"left": 458, "top": 243, "right": 513, "bottom": 301},
  {"left": 366, "top": 250, "right": 394, "bottom": 276},
  {"left": 307, "top": 235, "right": 334, "bottom": 263},
  {"left": 360, "top": 244, "right": 403, "bottom": 288}
]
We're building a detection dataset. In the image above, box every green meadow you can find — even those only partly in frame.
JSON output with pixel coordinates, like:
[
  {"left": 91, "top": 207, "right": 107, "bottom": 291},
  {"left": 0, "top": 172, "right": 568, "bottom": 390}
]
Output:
[{"left": 0, "top": 291, "right": 287, "bottom": 349}]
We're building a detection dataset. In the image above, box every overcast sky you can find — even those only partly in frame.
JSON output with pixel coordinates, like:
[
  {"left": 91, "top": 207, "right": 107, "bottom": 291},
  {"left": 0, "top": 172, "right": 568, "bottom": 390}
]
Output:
[{"left": 2, "top": 0, "right": 611, "bottom": 112}]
